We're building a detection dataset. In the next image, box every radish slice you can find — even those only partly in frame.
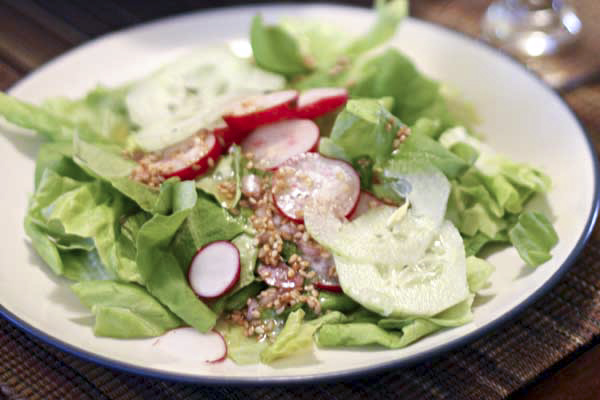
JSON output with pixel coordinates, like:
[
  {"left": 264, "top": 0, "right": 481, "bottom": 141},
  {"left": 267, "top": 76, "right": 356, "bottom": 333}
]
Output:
[
  {"left": 211, "top": 120, "right": 238, "bottom": 149},
  {"left": 223, "top": 90, "right": 298, "bottom": 134},
  {"left": 153, "top": 327, "right": 227, "bottom": 363},
  {"left": 151, "top": 131, "right": 222, "bottom": 181},
  {"left": 314, "top": 281, "right": 343, "bottom": 293},
  {"left": 188, "top": 241, "right": 240, "bottom": 299},
  {"left": 348, "top": 191, "right": 386, "bottom": 220},
  {"left": 272, "top": 153, "right": 360, "bottom": 222},
  {"left": 241, "top": 119, "right": 319, "bottom": 170},
  {"left": 295, "top": 88, "right": 348, "bottom": 119}
]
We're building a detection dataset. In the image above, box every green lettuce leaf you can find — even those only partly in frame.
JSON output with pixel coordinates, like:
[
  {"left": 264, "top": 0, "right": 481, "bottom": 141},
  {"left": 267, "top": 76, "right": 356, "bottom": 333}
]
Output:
[
  {"left": 136, "top": 181, "right": 217, "bottom": 332},
  {"left": 466, "top": 256, "right": 495, "bottom": 292},
  {"left": 316, "top": 296, "right": 473, "bottom": 349},
  {"left": 25, "top": 169, "right": 124, "bottom": 281},
  {"left": 250, "top": 15, "right": 311, "bottom": 76},
  {"left": 392, "top": 132, "right": 469, "bottom": 178},
  {"left": 439, "top": 127, "right": 551, "bottom": 214},
  {"left": 316, "top": 321, "right": 438, "bottom": 349},
  {"left": 61, "top": 249, "right": 114, "bottom": 282},
  {"left": 344, "top": 0, "right": 409, "bottom": 58},
  {"left": 217, "top": 322, "right": 269, "bottom": 365},
  {"left": 260, "top": 309, "right": 346, "bottom": 363},
  {"left": 72, "top": 136, "right": 158, "bottom": 211},
  {"left": 410, "top": 117, "right": 442, "bottom": 138},
  {"left": 318, "top": 292, "right": 360, "bottom": 313},
  {"left": 34, "top": 142, "right": 90, "bottom": 188},
  {"left": 350, "top": 49, "right": 452, "bottom": 128},
  {"left": 279, "top": 19, "right": 349, "bottom": 70},
  {"left": 321, "top": 98, "right": 403, "bottom": 166},
  {"left": 24, "top": 216, "right": 65, "bottom": 276},
  {"left": 223, "top": 281, "right": 266, "bottom": 312},
  {"left": 449, "top": 142, "right": 479, "bottom": 165},
  {"left": 42, "top": 85, "right": 132, "bottom": 144},
  {"left": 0, "top": 92, "right": 106, "bottom": 143},
  {"left": 115, "top": 211, "right": 151, "bottom": 284},
  {"left": 196, "top": 145, "right": 243, "bottom": 209},
  {"left": 378, "top": 295, "right": 474, "bottom": 330},
  {"left": 71, "top": 280, "right": 181, "bottom": 338},
  {"left": 172, "top": 195, "right": 249, "bottom": 271},
  {"left": 463, "top": 231, "right": 509, "bottom": 257},
  {"left": 509, "top": 211, "right": 558, "bottom": 267}
]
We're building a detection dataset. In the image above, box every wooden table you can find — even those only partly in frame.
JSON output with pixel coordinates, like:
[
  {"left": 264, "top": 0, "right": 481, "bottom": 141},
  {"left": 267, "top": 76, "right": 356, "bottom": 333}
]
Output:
[{"left": 1, "top": 1, "right": 599, "bottom": 399}]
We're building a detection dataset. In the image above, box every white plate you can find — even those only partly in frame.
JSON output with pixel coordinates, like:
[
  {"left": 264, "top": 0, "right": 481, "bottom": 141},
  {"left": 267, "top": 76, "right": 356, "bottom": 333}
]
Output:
[{"left": 0, "top": 4, "right": 597, "bottom": 384}]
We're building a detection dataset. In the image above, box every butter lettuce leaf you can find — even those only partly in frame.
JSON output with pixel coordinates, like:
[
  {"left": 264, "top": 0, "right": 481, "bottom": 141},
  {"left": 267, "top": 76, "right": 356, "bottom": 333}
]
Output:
[
  {"left": 218, "top": 322, "right": 269, "bottom": 365},
  {"left": 136, "top": 183, "right": 217, "bottom": 333},
  {"left": 466, "top": 256, "right": 495, "bottom": 293},
  {"left": 260, "top": 309, "right": 346, "bottom": 363},
  {"left": 392, "top": 132, "right": 469, "bottom": 178},
  {"left": 42, "top": 85, "right": 132, "bottom": 145},
  {"left": 34, "top": 142, "right": 90, "bottom": 188},
  {"left": 350, "top": 49, "right": 452, "bottom": 129},
  {"left": 0, "top": 92, "right": 105, "bottom": 143},
  {"left": 509, "top": 211, "right": 558, "bottom": 267},
  {"left": 316, "top": 295, "right": 473, "bottom": 349},
  {"left": 72, "top": 280, "right": 181, "bottom": 338},
  {"left": 344, "top": 0, "right": 409, "bottom": 58},
  {"left": 196, "top": 145, "right": 243, "bottom": 209},
  {"left": 320, "top": 98, "right": 403, "bottom": 166},
  {"left": 250, "top": 15, "right": 311, "bottom": 76},
  {"left": 73, "top": 136, "right": 158, "bottom": 211},
  {"left": 172, "top": 195, "right": 249, "bottom": 271}
]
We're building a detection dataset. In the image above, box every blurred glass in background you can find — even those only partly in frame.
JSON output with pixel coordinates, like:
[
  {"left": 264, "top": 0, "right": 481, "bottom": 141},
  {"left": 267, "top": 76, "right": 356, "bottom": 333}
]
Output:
[{"left": 481, "top": 0, "right": 581, "bottom": 57}]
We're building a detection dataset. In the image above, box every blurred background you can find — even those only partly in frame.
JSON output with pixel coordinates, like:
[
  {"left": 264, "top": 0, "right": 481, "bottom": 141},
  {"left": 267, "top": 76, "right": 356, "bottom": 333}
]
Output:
[{"left": 0, "top": 0, "right": 598, "bottom": 91}]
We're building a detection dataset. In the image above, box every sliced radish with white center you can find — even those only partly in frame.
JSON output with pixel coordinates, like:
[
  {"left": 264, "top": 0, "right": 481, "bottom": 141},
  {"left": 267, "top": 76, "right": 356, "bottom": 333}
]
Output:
[
  {"left": 272, "top": 153, "right": 360, "bottom": 222},
  {"left": 223, "top": 90, "right": 298, "bottom": 135},
  {"left": 295, "top": 88, "right": 348, "bottom": 119},
  {"left": 153, "top": 327, "right": 227, "bottom": 363},
  {"left": 152, "top": 131, "right": 222, "bottom": 181},
  {"left": 241, "top": 119, "right": 319, "bottom": 170},
  {"left": 348, "top": 191, "right": 386, "bottom": 220},
  {"left": 188, "top": 241, "right": 240, "bottom": 299},
  {"left": 210, "top": 120, "right": 239, "bottom": 149}
]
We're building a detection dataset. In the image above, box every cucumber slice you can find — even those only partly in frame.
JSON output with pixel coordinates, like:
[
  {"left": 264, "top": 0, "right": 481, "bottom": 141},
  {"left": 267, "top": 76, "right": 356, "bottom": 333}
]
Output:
[
  {"left": 335, "top": 220, "right": 470, "bottom": 317},
  {"left": 126, "top": 47, "right": 285, "bottom": 151},
  {"left": 304, "top": 161, "right": 450, "bottom": 265}
]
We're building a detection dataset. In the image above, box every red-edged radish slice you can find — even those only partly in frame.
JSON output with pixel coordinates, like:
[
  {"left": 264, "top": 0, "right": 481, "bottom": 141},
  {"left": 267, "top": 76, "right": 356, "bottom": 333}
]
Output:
[
  {"left": 223, "top": 90, "right": 298, "bottom": 135},
  {"left": 272, "top": 153, "right": 360, "bottom": 223},
  {"left": 348, "top": 191, "right": 386, "bottom": 220},
  {"left": 211, "top": 120, "right": 237, "bottom": 149},
  {"left": 151, "top": 131, "right": 222, "bottom": 181},
  {"left": 314, "top": 281, "right": 343, "bottom": 293},
  {"left": 295, "top": 88, "right": 348, "bottom": 119},
  {"left": 153, "top": 327, "right": 227, "bottom": 363},
  {"left": 241, "top": 119, "right": 319, "bottom": 170},
  {"left": 188, "top": 241, "right": 240, "bottom": 299}
]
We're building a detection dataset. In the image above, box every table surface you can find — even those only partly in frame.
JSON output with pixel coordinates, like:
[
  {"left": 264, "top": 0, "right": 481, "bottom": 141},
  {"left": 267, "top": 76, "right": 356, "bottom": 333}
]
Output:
[{"left": 1, "top": 0, "right": 599, "bottom": 399}]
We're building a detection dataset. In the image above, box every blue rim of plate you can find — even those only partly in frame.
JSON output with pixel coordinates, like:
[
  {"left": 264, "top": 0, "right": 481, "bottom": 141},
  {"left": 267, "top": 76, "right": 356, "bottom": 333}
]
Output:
[{"left": 1, "top": 3, "right": 599, "bottom": 387}]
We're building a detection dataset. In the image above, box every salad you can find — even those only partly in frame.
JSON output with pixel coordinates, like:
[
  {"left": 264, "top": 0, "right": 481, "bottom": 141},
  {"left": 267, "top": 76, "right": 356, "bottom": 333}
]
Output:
[{"left": 0, "top": 0, "right": 559, "bottom": 365}]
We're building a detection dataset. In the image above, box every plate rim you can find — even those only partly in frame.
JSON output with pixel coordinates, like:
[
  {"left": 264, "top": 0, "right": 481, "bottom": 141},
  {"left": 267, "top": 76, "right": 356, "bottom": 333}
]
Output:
[{"left": 1, "top": 2, "right": 598, "bottom": 386}]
